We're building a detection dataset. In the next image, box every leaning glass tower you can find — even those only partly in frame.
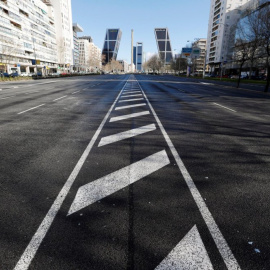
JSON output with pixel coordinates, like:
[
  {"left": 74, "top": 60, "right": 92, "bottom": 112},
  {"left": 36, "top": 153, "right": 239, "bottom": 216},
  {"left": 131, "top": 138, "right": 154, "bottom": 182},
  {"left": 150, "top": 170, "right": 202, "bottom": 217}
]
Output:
[{"left": 102, "top": 29, "right": 122, "bottom": 65}]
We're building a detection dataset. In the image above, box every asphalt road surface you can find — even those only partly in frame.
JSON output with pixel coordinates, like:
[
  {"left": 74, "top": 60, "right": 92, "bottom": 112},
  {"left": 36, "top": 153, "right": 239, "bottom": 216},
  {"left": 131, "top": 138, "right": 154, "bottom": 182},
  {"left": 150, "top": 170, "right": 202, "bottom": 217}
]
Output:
[{"left": 0, "top": 74, "right": 270, "bottom": 270}]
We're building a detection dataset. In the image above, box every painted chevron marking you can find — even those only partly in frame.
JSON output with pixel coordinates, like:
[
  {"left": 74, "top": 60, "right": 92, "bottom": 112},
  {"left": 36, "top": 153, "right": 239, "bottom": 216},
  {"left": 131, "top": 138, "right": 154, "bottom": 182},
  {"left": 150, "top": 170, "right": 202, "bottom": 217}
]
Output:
[
  {"left": 68, "top": 150, "right": 170, "bottom": 215},
  {"left": 98, "top": 123, "right": 156, "bottom": 147},
  {"left": 118, "top": 98, "right": 144, "bottom": 103},
  {"left": 155, "top": 226, "right": 214, "bottom": 270},
  {"left": 110, "top": 111, "right": 150, "bottom": 122},
  {"left": 115, "top": 103, "right": 146, "bottom": 110},
  {"left": 121, "top": 94, "right": 143, "bottom": 98}
]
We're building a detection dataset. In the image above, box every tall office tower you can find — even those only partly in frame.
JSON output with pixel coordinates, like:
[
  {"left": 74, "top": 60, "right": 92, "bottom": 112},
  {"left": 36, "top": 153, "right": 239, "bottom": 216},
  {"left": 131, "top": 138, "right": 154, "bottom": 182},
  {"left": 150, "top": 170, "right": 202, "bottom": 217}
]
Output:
[
  {"left": 73, "top": 23, "right": 83, "bottom": 72},
  {"left": 154, "top": 28, "right": 173, "bottom": 65},
  {"left": 206, "top": 0, "right": 251, "bottom": 73},
  {"left": 0, "top": 0, "right": 58, "bottom": 75},
  {"left": 102, "top": 29, "right": 122, "bottom": 65},
  {"left": 49, "top": 0, "right": 74, "bottom": 72},
  {"left": 135, "top": 42, "right": 143, "bottom": 71}
]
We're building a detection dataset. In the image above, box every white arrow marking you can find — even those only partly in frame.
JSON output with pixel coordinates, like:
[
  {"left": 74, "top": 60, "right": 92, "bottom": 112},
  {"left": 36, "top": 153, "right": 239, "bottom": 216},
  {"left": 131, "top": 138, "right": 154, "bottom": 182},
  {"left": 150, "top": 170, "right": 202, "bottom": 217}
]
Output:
[
  {"left": 155, "top": 225, "right": 214, "bottom": 270},
  {"left": 98, "top": 123, "right": 156, "bottom": 147},
  {"left": 110, "top": 111, "right": 150, "bottom": 122},
  {"left": 68, "top": 150, "right": 170, "bottom": 215}
]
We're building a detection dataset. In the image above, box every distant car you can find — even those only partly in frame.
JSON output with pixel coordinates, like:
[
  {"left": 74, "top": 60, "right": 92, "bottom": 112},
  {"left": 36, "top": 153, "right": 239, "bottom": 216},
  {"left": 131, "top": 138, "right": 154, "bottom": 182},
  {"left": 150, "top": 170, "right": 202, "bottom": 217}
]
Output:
[
  {"left": 9, "top": 72, "right": 19, "bottom": 77},
  {"left": 240, "top": 74, "right": 249, "bottom": 79},
  {"left": 20, "top": 72, "right": 30, "bottom": 77},
  {"left": 48, "top": 72, "right": 60, "bottom": 77}
]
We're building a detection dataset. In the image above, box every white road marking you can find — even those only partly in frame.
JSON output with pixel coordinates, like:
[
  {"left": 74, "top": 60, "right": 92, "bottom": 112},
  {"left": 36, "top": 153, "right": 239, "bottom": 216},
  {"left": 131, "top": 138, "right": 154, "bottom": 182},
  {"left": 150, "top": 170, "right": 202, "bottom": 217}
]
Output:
[
  {"left": 200, "top": 82, "right": 214, "bottom": 85},
  {"left": 120, "top": 94, "right": 142, "bottom": 98},
  {"left": 14, "top": 80, "right": 129, "bottom": 270},
  {"left": 13, "top": 86, "right": 19, "bottom": 88},
  {"left": 115, "top": 103, "right": 146, "bottom": 110},
  {"left": 213, "top": 102, "right": 237, "bottom": 112},
  {"left": 1, "top": 96, "right": 15, "bottom": 100},
  {"left": 110, "top": 111, "right": 150, "bottom": 122},
  {"left": 68, "top": 150, "right": 170, "bottom": 215},
  {"left": 98, "top": 123, "right": 156, "bottom": 147},
  {"left": 118, "top": 98, "right": 144, "bottom": 103},
  {"left": 72, "top": 91, "right": 80, "bottom": 94},
  {"left": 137, "top": 80, "right": 240, "bottom": 270},
  {"left": 17, "top": 104, "right": 45, "bottom": 115},
  {"left": 155, "top": 226, "right": 214, "bottom": 270},
  {"left": 53, "top": 95, "right": 67, "bottom": 102},
  {"left": 123, "top": 90, "right": 141, "bottom": 93}
]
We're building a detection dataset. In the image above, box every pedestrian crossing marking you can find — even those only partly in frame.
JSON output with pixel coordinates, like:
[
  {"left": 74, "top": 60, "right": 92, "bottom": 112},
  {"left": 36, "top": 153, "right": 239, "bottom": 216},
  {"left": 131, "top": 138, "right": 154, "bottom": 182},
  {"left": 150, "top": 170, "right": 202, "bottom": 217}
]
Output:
[{"left": 115, "top": 103, "right": 147, "bottom": 111}]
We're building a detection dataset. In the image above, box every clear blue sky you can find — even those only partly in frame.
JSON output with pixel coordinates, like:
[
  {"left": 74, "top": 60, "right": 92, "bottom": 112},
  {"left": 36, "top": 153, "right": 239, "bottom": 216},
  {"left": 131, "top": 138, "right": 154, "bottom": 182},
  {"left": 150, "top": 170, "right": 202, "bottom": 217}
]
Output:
[{"left": 71, "top": 0, "right": 210, "bottom": 63}]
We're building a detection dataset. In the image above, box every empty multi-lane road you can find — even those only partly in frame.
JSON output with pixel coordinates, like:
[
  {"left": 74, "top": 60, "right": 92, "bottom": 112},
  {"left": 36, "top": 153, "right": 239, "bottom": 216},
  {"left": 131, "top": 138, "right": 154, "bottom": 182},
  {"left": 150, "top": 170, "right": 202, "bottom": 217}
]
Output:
[{"left": 0, "top": 74, "right": 270, "bottom": 269}]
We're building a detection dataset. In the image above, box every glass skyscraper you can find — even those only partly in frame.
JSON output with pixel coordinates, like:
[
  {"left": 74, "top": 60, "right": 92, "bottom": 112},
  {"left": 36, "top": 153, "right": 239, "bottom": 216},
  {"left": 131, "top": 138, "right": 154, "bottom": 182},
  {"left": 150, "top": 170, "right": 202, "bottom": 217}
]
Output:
[
  {"left": 135, "top": 42, "right": 143, "bottom": 71},
  {"left": 102, "top": 29, "right": 122, "bottom": 65},
  {"left": 154, "top": 28, "right": 173, "bottom": 64}
]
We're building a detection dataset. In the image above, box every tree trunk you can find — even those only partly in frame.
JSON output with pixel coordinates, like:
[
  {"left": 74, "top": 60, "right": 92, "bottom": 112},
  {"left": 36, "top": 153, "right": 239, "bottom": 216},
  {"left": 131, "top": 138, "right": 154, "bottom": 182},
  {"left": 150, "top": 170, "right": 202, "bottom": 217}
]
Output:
[
  {"left": 237, "top": 63, "right": 243, "bottom": 88},
  {"left": 264, "top": 65, "right": 270, "bottom": 92}
]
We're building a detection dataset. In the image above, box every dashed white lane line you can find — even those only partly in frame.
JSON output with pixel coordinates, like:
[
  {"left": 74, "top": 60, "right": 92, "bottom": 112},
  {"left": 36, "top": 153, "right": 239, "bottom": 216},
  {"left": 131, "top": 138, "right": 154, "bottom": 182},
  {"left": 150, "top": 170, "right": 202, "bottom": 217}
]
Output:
[
  {"left": 1, "top": 96, "right": 15, "bottom": 100},
  {"left": 115, "top": 103, "right": 147, "bottom": 110},
  {"left": 118, "top": 98, "right": 144, "bottom": 103},
  {"left": 110, "top": 111, "right": 150, "bottom": 122},
  {"left": 98, "top": 123, "right": 156, "bottom": 147},
  {"left": 68, "top": 149, "right": 170, "bottom": 215},
  {"left": 138, "top": 81, "right": 240, "bottom": 270},
  {"left": 13, "top": 86, "right": 19, "bottom": 88},
  {"left": 120, "top": 94, "right": 143, "bottom": 98},
  {"left": 72, "top": 91, "right": 80, "bottom": 94},
  {"left": 155, "top": 225, "right": 214, "bottom": 270},
  {"left": 53, "top": 95, "right": 67, "bottom": 102},
  {"left": 17, "top": 104, "right": 45, "bottom": 115},
  {"left": 213, "top": 102, "right": 237, "bottom": 112},
  {"left": 14, "top": 79, "right": 129, "bottom": 270}
]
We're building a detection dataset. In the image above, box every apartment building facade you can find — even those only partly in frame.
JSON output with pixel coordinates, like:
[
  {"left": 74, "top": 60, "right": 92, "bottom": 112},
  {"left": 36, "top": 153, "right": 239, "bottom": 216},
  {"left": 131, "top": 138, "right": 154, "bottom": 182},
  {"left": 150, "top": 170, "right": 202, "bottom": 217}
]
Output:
[
  {"left": 0, "top": 0, "right": 58, "bottom": 75},
  {"left": 73, "top": 23, "right": 83, "bottom": 72},
  {"left": 206, "top": 0, "right": 251, "bottom": 73},
  {"left": 49, "top": 0, "right": 73, "bottom": 72},
  {"left": 192, "top": 38, "right": 208, "bottom": 74}
]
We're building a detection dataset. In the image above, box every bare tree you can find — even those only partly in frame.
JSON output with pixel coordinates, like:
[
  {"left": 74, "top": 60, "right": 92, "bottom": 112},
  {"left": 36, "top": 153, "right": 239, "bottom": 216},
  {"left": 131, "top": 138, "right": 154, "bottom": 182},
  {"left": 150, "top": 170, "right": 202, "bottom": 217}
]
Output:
[{"left": 145, "top": 54, "right": 162, "bottom": 74}]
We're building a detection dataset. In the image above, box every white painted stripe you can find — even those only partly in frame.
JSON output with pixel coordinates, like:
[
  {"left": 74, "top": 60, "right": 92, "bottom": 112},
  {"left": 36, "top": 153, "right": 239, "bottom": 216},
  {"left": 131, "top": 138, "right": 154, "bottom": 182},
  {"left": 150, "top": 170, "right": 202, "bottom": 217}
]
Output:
[
  {"left": 155, "top": 226, "right": 214, "bottom": 270},
  {"left": 118, "top": 98, "right": 144, "bottom": 103},
  {"left": 200, "top": 82, "right": 214, "bottom": 85},
  {"left": 213, "top": 102, "right": 236, "bottom": 112},
  {"left": 115, "top": 103, "right": 146, "bottom": 110},
  {"left": 98, "top": 123, "right": 156, "bottom": 147},
  {"left": 53, "top": 95, "right": 67, "bottom": 102},
  {"left": 137, "top": 80, "right": 240, "bottom": 270},
  {"left": 18, "top": 104, "right": 45, "bottom": 115},
  {"left": 68, "top": 150, "right": 170, "bottom": 215},
  {"left": 122, "top": 91, "right": 142, "bottom": 95},
  {"left": 14, "top": 86, "right": 19, "bottom": 88},
  {"left": 110, "top": 111, "right": 150, "bottom": 122},
  {"left": 14, "top": 79, "right": 130, "bottom": 270},
  {"left": 123, "top": 90, "right": 141, "bottom": 93},
  {"left": 72, "top": 91, "right": 80, "bottom": 94},
  {"left": 1, "top": 96, "right": 14, "bottom": 100},
  {"left": 120, "top": 94, "right": 142, "bottom": 98}
]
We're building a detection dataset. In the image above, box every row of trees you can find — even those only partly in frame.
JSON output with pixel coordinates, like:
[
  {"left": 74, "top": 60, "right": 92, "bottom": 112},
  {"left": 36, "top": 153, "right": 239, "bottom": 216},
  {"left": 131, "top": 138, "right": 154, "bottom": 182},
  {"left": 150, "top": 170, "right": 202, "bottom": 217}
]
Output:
[
  {"left": 143, "top": 54, "right": 188, "bottom": 74},
  {"left": 233, "top": 3, "right": 270, "bottom": 91}
]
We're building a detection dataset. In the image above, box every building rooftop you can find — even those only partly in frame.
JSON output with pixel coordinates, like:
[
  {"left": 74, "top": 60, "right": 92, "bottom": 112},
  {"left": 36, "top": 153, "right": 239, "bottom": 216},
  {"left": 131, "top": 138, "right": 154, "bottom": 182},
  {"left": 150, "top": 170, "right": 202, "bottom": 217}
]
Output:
[{"left": 73, "top": 23, "right": 84, "bottom": 33}]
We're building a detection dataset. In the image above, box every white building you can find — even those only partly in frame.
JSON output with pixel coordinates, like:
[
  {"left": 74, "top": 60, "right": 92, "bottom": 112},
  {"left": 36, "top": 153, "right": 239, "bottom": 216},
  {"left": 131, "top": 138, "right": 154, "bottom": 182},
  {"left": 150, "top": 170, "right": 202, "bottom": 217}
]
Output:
[
  {"left": 89, "top": 42, "right": 101, "bottom": 71},
  {"left": 0, "top": 0, "right": 58, "bottom": 75},
  {"left": 73, "top": 23, "right": 83, "bottom": 72},
  {"left": 192, "top": 38, "right": 208, "bottom": 74},
  {"left": 78, "top": 38, "right": 90, "bottom": 72},
  {"left": 49, "top": 0, "right": 73, "bottom": 72},
  {"left": 206, "top": 0, "right": 251, "bottom": 73}
]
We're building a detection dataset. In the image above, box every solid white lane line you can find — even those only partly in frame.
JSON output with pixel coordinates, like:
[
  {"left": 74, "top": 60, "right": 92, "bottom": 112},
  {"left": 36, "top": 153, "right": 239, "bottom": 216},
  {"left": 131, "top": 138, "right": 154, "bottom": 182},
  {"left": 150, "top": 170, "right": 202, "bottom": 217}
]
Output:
[
  {"left": 137, "top": 81, "right": 240, "bottom": 270},
  {"left": 72, "top": 91, "right": 80, "bottom": 94},
  {"left": 14, "top": 86, "right": 19, "bottom": 88},
  {"left": 155, "top": 226, "right": 214, "bottom": 270},
  {"left": 14, "top": 79, "right": 129, "bottom": 270},
  {"left": 53, "top": 95, "right": 67, "bottom": 102},
  {"left": 17, "top": 104, "right": 45, "bottom": 115},
  {"left": 98, "top": 123, "right": 156, "bottom": 147},
  {"left": 213, "top": 102, "right": 237, "bottom": 112},
  {"left": 118, "top": 98, "right": 144, "bottom": 103},
  {"left": 110, "top": 111, "right": 150, "bottom": 122},
  {"left": 68, "top": 150, "right": 170, "bottom": 215},
  {"left": 1, "top": 96, "right": 15, "bottom": 100},
  {"left": 115, "top": 103, "right": 147, "bottom": 110},
  {"left": 120, "top": 94, "right": 142, "bottom": 98}
]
